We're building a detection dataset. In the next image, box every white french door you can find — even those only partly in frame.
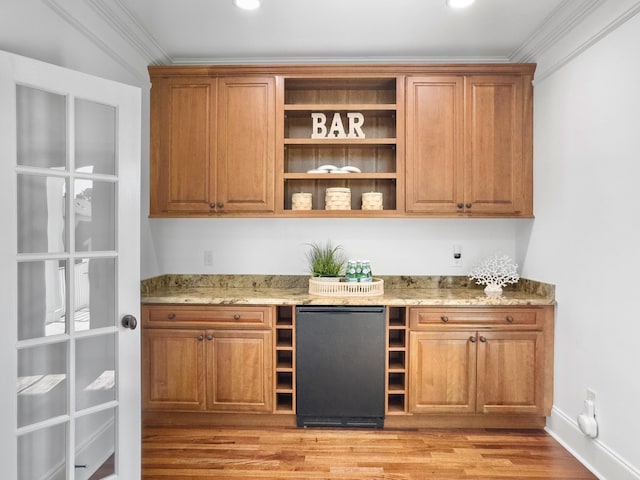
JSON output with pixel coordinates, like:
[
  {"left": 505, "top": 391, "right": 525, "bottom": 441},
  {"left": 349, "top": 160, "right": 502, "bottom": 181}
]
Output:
[{"left": 0, "top": 50, "right": 141, "bottom": 478}]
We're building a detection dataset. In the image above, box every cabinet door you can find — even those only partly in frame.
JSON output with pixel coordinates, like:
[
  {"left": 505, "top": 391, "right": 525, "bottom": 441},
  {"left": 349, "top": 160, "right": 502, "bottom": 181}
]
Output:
[
  {"left": 405, "top": 76, "right": 464, "bottom": 213},
  {"left": 206, "top": 330, "right": 273, "bottom": 412},
  {"left": 464, "top": 75, "right": 532, "bottom": 215},
  {"left": 476, "top": 331, "right": 545, "bottom": 414},
  {"left": 142, "top": 329, "right": 206, "bottom": 411},
  {"left": 150, "top": 77, "right": 217, "bottom": 214},
  {"left": 409, "top": 331, "right": 476, "bottom": 413},
  {"left": 217, "top": 77, "right": 275, "bottom": 213}
]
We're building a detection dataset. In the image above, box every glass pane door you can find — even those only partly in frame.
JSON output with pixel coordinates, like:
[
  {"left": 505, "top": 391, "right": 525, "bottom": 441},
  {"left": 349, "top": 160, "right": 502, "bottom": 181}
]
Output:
[{"left": 1, "top": 50, "right": 141, "bottom": 479}]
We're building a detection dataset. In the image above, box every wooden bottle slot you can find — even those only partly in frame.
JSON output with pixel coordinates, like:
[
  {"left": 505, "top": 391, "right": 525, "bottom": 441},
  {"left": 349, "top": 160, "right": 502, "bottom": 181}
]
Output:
[
  {"left": 387, "top": 394, "right": 406, "bottom": 413},
  {"left": 276, "top": 350, "right": 293, "bottom": 369},
  {"left": 276, "top": 306, "right": 293, "bottom": 326},
  {"left": 276, "top": 393, "right": 293, "bottom": 411},
  {"left": 276, "top": 371, "right": 293, "bottom": 391},
  {"left": 388, "top": 351, "right": 405, "bottom": 371},
  {"left": 388, "top": 372, "right": 405, "bottom": 392},
  {"left": 388, "top": 329, "right": 406, "bottom": 348},
  {"left": 276, "top": 329, "right": 293, "bottom": 347}
]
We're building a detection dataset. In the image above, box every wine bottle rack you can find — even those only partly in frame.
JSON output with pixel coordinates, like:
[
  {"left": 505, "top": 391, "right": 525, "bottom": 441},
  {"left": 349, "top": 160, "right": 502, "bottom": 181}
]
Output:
[
  {"left": 274, "top": 305, "right": 295, "bottom": 413},
  {"left": 387, "top": 307, "right": 408, "bottom": 414}
]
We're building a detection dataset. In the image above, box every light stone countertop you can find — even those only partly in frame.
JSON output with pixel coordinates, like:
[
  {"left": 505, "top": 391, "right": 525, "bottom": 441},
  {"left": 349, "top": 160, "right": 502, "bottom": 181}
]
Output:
[{"left": 141, "top": 275, "right": 555, "bottom": 307}]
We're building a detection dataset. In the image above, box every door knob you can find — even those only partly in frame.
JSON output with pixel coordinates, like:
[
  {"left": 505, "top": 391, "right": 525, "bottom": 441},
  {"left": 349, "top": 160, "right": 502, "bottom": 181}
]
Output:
[{"left": 121, "top": 314, "right": 138, "bottom": 330}]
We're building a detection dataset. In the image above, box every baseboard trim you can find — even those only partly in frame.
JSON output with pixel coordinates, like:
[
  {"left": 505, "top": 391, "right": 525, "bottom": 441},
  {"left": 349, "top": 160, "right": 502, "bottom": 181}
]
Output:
[{"left": 545, "top": 406, "right": 640, "bottom": 480}]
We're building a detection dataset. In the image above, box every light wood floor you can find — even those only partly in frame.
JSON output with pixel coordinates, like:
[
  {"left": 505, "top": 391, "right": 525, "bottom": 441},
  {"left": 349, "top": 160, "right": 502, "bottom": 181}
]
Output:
[{"left": 142, "top": 426, "right": 598, "bottom": 479}]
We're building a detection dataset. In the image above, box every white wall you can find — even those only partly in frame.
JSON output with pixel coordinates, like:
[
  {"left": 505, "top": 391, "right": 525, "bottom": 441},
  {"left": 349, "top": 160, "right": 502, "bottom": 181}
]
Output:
[
  {"left": 148, "top": 217, "right": 525, "bottom": 276},
  {"left": 524, "top": 10, "right": 640, "bottom": 480}
]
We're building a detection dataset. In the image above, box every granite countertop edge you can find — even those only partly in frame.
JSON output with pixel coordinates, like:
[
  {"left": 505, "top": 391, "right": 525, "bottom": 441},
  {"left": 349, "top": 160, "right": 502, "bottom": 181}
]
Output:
[{"left": 141, "top": 275, "right": 555, "bottom": 307}]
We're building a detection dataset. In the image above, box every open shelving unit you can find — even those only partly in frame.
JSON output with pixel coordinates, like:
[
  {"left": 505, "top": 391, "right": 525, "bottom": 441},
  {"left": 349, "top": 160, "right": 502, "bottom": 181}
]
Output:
[
  {"left": 274, "top": 306, "right": 295, "bottom": 413},
  {"left": 282, "top": 77, "right": 403, "bottom": 214},
  {"left": 386, "top": 307, "right": 408, "bottom": 414}
]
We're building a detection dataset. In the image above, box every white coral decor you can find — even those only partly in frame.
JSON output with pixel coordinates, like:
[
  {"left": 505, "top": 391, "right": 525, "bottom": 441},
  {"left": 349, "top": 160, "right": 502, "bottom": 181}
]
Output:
[{"left": 469, "top": 253, "right": 520, "bottom": 298}]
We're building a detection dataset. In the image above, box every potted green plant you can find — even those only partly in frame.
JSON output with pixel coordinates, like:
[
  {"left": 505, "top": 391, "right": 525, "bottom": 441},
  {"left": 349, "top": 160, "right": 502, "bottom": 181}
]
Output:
[{"left": 305, "top": 241, "right": 347, "bottom": 280}]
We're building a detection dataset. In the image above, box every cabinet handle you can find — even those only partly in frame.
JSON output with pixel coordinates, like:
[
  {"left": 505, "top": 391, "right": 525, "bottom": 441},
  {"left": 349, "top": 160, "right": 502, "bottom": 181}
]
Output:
[
  {"left": 206, "top": 335, "right": 213, "bottom": 341},
  {"left": 506, "top": 315, "right": 514, "bottom": 323},
  {"left": 441, "top": 316, "right": 449, "bottom": 323},
  {"left": 233, "top": 314, "right": 240, "bottom": 320},
  {"left": 209, "top": 203, "right": 216, "bottom": 209},
  {"left": 457, "top": 203, "right": 464, "bottom": 209},
  {"left": 197, "top": 335, "right": 204, "bottom": 341},
  {"left": 465, "top": 203, "right": 472, "bottom": 209},
  {"left": 217, "top": 202, "right": 224, "bottom": 209},
  {"left": 469, "top": 336, "right": 477, "bottom": 343},
  {"left": 167, "top": 313, "right": 175, "bottom": 320},
  {"left": 479, "top": 336, "right": 487, "bottom": 343}
]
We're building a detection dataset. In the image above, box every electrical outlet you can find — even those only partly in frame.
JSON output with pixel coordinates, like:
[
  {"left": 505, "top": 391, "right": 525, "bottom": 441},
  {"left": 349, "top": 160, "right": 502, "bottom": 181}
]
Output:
[
  {"left": 586, "top": 388, "right": 596, "bottom": 402},
  {"left": 204, "top": 250, "right": 214, "bottom": 266},
  {"left": 452, "top": 244, "right": 463, "bottom": 267}
]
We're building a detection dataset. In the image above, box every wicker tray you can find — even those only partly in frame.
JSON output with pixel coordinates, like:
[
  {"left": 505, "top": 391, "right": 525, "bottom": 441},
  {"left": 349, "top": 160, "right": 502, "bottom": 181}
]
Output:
[{"left": 308, "top": 277, "right": 384, "bottom": 296}]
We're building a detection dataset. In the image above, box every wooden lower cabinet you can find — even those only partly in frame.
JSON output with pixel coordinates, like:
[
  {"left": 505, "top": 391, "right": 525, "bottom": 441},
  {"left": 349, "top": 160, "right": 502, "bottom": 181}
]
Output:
[
  {"left": 406, "top": 306, "right": 553, "bottom": 425},
  {"left": 143, "top": 328, "right": 206, "bottom": 411},
  {"left": 143, "top": 328, "right": 273, "bottom": 413},
  {"left": 142, "top": 303, "right": 553, "bottom": 428},
  {"left": 410, "top": 330, "right": 545, "bottom": 415},
  {"left": 206, "top": 330, "right": 273, "bottom": 412},
  {"left": 142, "top": 305, "right": 274, "bottom": 415}
]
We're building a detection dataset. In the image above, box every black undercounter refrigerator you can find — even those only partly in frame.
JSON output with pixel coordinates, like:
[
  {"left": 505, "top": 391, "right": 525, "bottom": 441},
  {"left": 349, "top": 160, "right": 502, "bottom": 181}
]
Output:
[{"left": 295, "top": 305, "right": 386, "bottom": 429}]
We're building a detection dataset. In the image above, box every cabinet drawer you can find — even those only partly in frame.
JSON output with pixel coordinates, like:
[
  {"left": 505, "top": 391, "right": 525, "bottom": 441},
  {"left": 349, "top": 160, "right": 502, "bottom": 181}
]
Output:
[
  {"left": 143, "top": 305, "right": 273, "bottom": 329},
  {"left": 409, "top": 307, "right": 538, "bottom": 329}
]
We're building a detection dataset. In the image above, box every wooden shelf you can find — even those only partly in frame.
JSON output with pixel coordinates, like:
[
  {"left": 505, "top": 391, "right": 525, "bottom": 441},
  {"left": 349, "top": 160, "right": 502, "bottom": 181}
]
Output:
[
  {"left": 284, "top": 138, "right": 397, "bottom": 145},
  {"left": 285, "top": 103, "right": 396, "bottom": 111},
  {"left": 284, "top": 172, "right": 397, "bottom": 180},
  {"left": 282, "top": 76, "right": 400, "bottom": 216}
]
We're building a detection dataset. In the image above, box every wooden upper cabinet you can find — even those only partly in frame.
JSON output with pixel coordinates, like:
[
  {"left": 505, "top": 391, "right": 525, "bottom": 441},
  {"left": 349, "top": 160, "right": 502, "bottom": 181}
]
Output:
[
  {"left": 405, "top": 73, "right": 533, "bottom": 216},
  {"left": 217, "top": 77, "right": 275, "bottom": 213},
  {"left": 405, "top": 76, "right": 464, "bottom": 213},
  {"left": 150, "top": 76, "right": 217, "bottom": 215},
  {"left": 149, "top": 64, "right": 533, "bottom": 218},
  {"left": 465, "top": 75, "right": 532, "bottom": 216},
  {"left": 149, "top": 74, "right": 275, "bottom": 216}
]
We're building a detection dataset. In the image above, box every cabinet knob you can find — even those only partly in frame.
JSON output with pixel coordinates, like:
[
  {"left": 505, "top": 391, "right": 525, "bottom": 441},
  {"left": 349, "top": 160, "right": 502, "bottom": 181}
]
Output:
[
  {"left": 457, "top": 203, "right": 464, "bottom": 209},
  {"left": 441, "top": 316, "right": 449, "bottom": 323},
  {"left": 506, "top": 315, "right": 514, "bottom": 323},
  {"left": 479, "top": 336, "right": 487, "bottom": 343},
  {"left": 197, "top": 335, "right": 204, "bottom": 341},
  {"left": 209, "top": 203, "right": 216, "bottom": 209},
  {"left": 469, "top": 336, "right": 477, "bottom": 343},
  {"left": 217, "top": 202, "right": 224, "bottom": 208},
  {"left": 465, "top": 203, "right": 472, "bottom": 209},
  {"left": 206, "top": 335, "right": 213, "bottom": 341},
  {"left": 233, "top": 314, "right": 240, "bottom": 320},
  {"left": 167, "top": 313, "right": 175, "bottom": 320}
]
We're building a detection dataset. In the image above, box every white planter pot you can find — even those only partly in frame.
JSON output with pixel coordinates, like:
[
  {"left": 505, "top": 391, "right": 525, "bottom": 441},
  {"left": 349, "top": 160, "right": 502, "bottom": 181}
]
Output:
[{"left": 484, "top": 284, "right": 503, "bottom": 299}]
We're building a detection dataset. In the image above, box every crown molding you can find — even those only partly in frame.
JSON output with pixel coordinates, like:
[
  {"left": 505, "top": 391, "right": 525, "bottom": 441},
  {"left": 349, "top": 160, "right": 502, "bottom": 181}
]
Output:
[
  {"left": 169, "top": 55, "right": 514, "bottom": 66},
  {"left": 42, "top": 0, "right": 148, "bottom": 82},
  {"left": 510, "top": 0, "right": 605, "bottom": 63},
  {"left": 532, "top": 0, "right": 640, "bottom": 82},
  {"left": 86, "top": 0, "right": 172, "bottom": 65}
]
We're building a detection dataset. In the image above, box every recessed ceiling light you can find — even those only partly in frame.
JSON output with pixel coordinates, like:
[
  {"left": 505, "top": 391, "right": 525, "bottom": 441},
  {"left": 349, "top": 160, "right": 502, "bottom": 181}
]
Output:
[
  {"left": 447, "top": 0, "right": 475, "bottom": 8},
  {"left": 233, "top": 0, "right": 261, "bottom": 10}
]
